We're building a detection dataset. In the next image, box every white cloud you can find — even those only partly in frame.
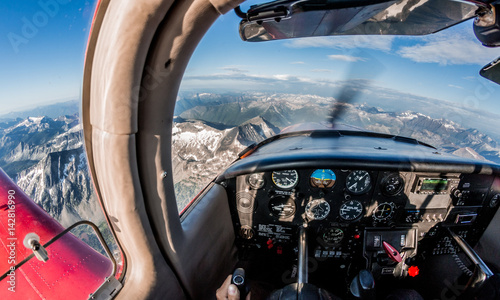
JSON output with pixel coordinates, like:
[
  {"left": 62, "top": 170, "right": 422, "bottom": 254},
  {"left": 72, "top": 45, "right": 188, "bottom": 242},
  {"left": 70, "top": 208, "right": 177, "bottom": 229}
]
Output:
[
  {"left": 328, "top": 55, "right": 366, "bottom": 62},
  {"left": 285, "top": 36, "right": 394, "bottom": 51},
  {"left": 291, "top": 61, "right": 306, "bottom": 65},
  {"left": 397, "top": 31, "right": 499, "bottom": 66},
  {"left": 448, "top": 84, "right": 464, "bottom": 90}
]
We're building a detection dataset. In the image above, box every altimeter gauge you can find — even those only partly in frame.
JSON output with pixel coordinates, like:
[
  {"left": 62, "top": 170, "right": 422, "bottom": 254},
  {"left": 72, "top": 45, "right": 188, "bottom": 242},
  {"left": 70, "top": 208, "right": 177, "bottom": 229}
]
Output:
[
  {"left": 305, "top": 199, "right": 330, "bottom": 221},
  {"left": 272, "top": 170, "right": 299, "bottom": 190},
  {"left": 346, "top": 170, "right": 372, "bottom": 195},
  {"left": 372, "top": 202, "right": 396, "bottom": 221}
]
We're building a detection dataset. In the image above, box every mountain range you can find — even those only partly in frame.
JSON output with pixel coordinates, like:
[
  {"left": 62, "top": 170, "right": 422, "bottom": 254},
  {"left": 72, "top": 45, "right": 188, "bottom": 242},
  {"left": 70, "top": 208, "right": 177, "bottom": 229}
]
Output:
[{"left": 2, "top": 92, "right": 500, "bottom": 221}]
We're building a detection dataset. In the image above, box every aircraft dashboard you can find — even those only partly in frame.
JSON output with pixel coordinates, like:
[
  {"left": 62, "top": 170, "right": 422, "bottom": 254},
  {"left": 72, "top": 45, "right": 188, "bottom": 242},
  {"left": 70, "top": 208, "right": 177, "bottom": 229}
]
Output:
[{"left": 215, "top": 131, "right": 500, "bottom": 297}]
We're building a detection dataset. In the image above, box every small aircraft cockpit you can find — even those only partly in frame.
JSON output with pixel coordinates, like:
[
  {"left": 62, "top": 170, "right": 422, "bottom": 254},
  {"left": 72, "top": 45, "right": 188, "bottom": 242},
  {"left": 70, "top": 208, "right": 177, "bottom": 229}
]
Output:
[
  {"left": 213, "top": 128, "right": 500, "bottom": 299},
  {"left": 78, "top": 0, "right": 500, "bottom": 299}
]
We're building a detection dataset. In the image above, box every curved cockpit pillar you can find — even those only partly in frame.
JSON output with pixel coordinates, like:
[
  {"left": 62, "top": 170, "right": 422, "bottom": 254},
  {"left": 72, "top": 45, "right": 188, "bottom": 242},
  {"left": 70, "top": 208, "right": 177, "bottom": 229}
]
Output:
[{"left": 83, "top": 0, "right": 243, "bottom": 298}]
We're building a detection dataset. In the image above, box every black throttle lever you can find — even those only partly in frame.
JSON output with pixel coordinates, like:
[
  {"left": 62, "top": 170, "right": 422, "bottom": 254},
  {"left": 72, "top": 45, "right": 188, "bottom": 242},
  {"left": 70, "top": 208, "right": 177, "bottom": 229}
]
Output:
[{"left": 232, "top": 268, "right": 249, "bottom": 300}]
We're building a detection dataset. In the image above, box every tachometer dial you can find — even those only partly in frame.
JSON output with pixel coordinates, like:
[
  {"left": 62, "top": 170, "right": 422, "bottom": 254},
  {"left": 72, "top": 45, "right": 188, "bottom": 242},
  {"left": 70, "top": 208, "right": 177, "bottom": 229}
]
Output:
[
  {"left": 305, "top": 199, "right": 330, "bottom": 221},
  {"left": 322, "top": 227, "right": 344, "bottom": 245},
  {"left": 272, "top": 170, "right": 299, "bottom": 189},
  {"left": 247, "top": 173, "right": 265, "bottom": 190},
  {"left": 310, "top": 169, "right": 336, "bottom": 188},
  {"left": 346, "top": 170, "right": 372, "bottom": 195},
  {"left": 372, "top": 202, "right": 396, "bottom": 221},
  {"left": 269, "top": 196, "right": 296, "bottom": 218},
  {"left": 339, "top": 200, "right": 363, "bottom": 221},
  {"left": 381, "top": 173, "right": 404, "bottom": 196}
]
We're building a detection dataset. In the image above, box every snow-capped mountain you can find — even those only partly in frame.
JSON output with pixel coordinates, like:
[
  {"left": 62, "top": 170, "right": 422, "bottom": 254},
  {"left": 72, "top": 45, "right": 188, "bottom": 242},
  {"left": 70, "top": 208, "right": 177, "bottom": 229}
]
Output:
[
  {"left": 0, "top": 113, "right": 103, "bottom": 227},
  {"left": 177, "top": 92, "right": 500, "bottom": 165},
  {"left": 2, "top": 92, "right": 500, "bottom": 221},
  {"left": 172, "top": 116, "right": 279, "bottom": 209}
]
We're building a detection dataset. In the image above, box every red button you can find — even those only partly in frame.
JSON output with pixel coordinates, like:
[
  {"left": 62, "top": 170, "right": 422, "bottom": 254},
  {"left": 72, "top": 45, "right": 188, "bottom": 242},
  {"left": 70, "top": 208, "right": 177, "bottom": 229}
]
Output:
[
  {"left": 354, "top": 234, "right": 361, "bottom": 239},
  {"left": 408, "top": 266, "right": 419, "bottom": 277}
]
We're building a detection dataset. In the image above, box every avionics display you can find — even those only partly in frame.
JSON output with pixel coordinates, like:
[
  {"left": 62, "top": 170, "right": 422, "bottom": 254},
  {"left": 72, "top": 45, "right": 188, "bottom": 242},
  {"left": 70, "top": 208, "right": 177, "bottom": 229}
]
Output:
[
  {"left": 413, "top": 176, "right": 459, "bottom": 195},
  {"left": 420, "top": 179, "right": 449, "bottom": 191}
]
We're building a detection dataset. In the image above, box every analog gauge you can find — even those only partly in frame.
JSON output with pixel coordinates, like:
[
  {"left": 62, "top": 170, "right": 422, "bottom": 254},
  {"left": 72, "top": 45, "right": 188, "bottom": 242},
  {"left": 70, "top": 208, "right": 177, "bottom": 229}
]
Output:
[
  {"left": 346, "top": 170, "right": 372, "bottom": 195},
  {"left": 381, "top": 173, "right": 404, "bottom": 196},
  {"left": 310, "top": 169, "right": 336, "bottom": 189},
  {"left": 339, "top": 200, "right": 364, "bottom": 221},
  {"left": 322, "top": 228, "right": 344, "bottom": 245},
  {"left": 247, "top": 173, "right": 265, "bottom": 190},
  {"left": 272, "top": 170, "right": 299, "bottom": 190},
  {"left": 269, "top": 196, "right": 296, "bottom": 218},
  {"left": 372, "top": 202, "right": 396, "bottom": 221},
  {"left": 305, "top": 199, "right": 331, "bottom": 221}
]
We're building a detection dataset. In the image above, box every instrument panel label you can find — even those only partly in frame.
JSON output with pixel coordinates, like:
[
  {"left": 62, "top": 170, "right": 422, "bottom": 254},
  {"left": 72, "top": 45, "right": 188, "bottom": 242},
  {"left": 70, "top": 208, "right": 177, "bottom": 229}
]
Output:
[{"left": 257, "top": 224, "right": 293, "bottom": 241}]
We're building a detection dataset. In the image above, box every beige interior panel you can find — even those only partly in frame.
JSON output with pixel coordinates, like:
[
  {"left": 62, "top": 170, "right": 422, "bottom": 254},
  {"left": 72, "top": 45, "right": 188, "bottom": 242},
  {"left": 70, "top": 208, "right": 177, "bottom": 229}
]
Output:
[
  {"left": 180, "top": 184, "right": 238, "bottom": 299},
  {"left": 83, "top": 0, "right": 244, "bottom": 298},
  {"left": 91, "top": 128, "right": 184, "bottom": 298},
  {"left": 135, "top": 0, "right": 242, "bottom": 298}
]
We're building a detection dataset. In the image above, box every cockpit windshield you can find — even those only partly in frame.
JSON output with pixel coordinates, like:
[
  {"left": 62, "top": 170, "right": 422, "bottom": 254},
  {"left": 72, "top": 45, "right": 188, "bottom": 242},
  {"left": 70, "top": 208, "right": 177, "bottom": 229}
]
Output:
[{"left": 172, "top": 0, "right": 500, "bottom": 211}]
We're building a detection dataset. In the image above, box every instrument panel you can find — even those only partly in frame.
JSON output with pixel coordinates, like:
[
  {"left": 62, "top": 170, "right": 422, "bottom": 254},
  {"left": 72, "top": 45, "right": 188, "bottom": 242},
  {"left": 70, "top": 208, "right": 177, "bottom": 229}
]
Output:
[{"left": 225, "top": 168, "right": 500, "bottom": 271}]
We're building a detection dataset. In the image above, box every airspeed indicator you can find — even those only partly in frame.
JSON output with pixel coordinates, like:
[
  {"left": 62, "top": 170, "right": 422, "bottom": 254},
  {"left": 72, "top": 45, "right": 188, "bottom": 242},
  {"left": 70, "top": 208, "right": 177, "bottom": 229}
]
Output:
[{"left": 272, "top": 170, "right": 299, "bottom": 189}]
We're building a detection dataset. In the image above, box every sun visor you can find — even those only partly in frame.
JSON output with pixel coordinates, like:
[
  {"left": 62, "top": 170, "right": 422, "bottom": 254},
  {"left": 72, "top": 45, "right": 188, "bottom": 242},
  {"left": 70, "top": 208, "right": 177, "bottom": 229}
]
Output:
[{"left": 238, "top": 0, "right": 483, "bottom": 42}]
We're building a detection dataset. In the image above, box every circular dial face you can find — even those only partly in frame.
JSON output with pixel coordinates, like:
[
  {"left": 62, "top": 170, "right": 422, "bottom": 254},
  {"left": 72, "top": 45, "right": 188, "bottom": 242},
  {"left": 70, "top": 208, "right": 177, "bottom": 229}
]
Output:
[
  {"left": 247, "top": 173, "right": 265, "bottom": 189},
  {"left": 381, "top": 174, "right": 404, "bottom": 196},
  {"left": 310, "top": 169, "right": 336, "bottom": 188},
  {"left": 322, "top": 228, "right": 344, "bottom": 245},
  {"left": 339, "top": 200, "right": 364, "bottom": 221},
  {"left": 272, "top": 170, "right": 299, "bottom": 189},
  {"left": 269, "top": 196, "right": 296, "bottom": 218},
  {"left": 346, "top": 170, "right": 372, "bottom": 195},
  {"left": 372, "top": 202, "right": 396, "bottom": 221},
  {"left": 305, "top": 199, "right": 331, "bottom": 220}
]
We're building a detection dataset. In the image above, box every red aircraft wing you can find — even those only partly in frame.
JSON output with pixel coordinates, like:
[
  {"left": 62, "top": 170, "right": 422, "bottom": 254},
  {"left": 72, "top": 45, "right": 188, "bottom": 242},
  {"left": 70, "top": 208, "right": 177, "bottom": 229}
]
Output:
[{"left": 0, "top": 168, "right": 114, "bottom": 299}]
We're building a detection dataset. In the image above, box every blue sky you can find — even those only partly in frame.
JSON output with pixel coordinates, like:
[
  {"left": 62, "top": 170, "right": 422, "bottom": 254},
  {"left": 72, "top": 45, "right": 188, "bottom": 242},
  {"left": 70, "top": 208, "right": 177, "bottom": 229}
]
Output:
[
  {"left": 0, "top": 0, "right": 499, "bottom": 120},
  {"left": 0, "top": 0, "right": 96, "bottom": 114},
  {"left": 181, "top": 2, "right": 500, "bottom": 116}
]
